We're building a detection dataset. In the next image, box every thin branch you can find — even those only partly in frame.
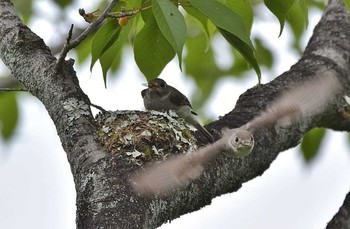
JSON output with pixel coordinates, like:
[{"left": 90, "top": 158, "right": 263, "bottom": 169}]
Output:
[
  {"left": 55, "top": 0, "right": 119, "bottom": 66},
  {"left": 56, "top": 24, "right": 74, "bottom": 69},
  {"left": 107, "top": 8, "right": 142, "bottom": 19},
  {"left": 0, "top": 86, "right": 106, "bottom": 113},
  {"left": 90, "top": 103, "right": 106, "bottom": 112},
  {"left": 0, "top": 88, "right": 28, "bottom": 92}
]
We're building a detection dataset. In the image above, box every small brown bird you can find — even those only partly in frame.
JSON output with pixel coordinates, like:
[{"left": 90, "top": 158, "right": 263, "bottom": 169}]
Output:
[{"left": 141, "top": 78, "right": 214, "bottom": 142}]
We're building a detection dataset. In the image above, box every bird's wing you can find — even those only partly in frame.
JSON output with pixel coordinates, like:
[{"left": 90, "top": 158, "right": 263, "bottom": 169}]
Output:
[
  {"left": 246, "top": 74, "right": 340, "bottom": 132},
  {"left": 168, "top": 85, "right": 193, "bottom": 108},
  {"left": 132, "top": 140, "right": 225, "bottom": 196}
]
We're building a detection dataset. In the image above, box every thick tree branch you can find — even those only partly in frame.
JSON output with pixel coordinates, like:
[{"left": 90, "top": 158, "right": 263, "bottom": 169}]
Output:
[{"left": 0, "top": 0, "right": 107, "bottom": 195}]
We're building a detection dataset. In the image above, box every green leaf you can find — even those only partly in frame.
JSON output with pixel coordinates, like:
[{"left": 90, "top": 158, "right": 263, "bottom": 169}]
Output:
[
  {"left": 188, "top": 0, "right": 261, "bottom": 80},
  {"left": 224, "top": 37, "right": 270, "bottom": 78},
  {"left": 0, "top": 93, "right": 18, "bottom": 141},
  {"left": 53, "top": 0, "right": 72, "bottom": 8},
  {"left": 301, "top": 128, "right": 326, "bottom": 162},
  {"left": 184, "top": 32, "right": 220, "bottom": 80},
  {"left": 134, "top": 12, "right": 175, "bottom": 80},
  {"left": 264, "top": 0, "right": 295, "bottom": 36},
  {"left": 125, "top": 0, "right": 142, "bottom": 8},
  {"left": 255, "top": 37, "right": 274, "bottom": 69},
  {"left": 189, "top": 0, "right": 252, "bottom": 47},
  {"left": 99, "top": 18, "right": 135, "bottom": 86},
  {"left": 286, "top": 0, "right": 309, "bottom": 52},
  {"left": 184, "top": 30, "right": 223, "bottom": 107},
  {"left": 76, "top": 35, "right": 93, "bottom": 64},
  {"left": 227, "top": 48, "right": 252, "bottom": 76},
  {"left": 298, "top": 0, "right": 308, "bottom": 27},
  {"left": 344, "top": 0, "right": 350, "bottom": 12},
  {"left": 12, "top": 0, "right": 33, "bottom": 24},
  {"left": 152, "top": 0, "right": 186, "bottom": 69},
  {"left": 98, "top": 32, "right": 123, "bottom": 87},
  {"left": 183, "top": 6, "right": 211, "bottom": 38},
  {"left": 218, "top": 0, "right": 253, "bottom": 33},
  {"left": 90, "top": 19, "right": 122, "bottom": 72},
  {"left": 219, "top": 28, "right": 261, "bottom": 82},
  {"left": 141, "top": 0, "right": 153, "bottom": 21}
]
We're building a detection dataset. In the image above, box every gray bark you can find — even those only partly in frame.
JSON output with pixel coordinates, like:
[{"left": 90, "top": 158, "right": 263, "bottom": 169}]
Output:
[{"left": 0, "top": 0, "right": 349, "bottom": 228}]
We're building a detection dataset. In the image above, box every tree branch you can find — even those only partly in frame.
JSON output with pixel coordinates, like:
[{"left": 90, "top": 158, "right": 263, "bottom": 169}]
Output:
[
  {"left": 0, "top": 0, "right": 106, "bottom": 182},
  {"left": 56, "top": 0, "right": 119, "bottom": 67},
  {"left": 0, "top": 87, "right": 27, "bottom": 92}
]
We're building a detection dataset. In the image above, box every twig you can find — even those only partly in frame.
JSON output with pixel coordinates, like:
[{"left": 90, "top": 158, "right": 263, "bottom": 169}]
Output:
[
  {"left": 55, "top": 0, "right": 119, "bottom": 67},
  {"left": 0, "top": 88, "right": 28, "bottom": 92},
  {"left": 0, "top": 88, "right": 106, "bottom": 113},
  {"left": 56, "top": 24, "right": 74, "bottom": 69},
  {"left": 90, "top": 103, "right": 106, "bottom": 112}
]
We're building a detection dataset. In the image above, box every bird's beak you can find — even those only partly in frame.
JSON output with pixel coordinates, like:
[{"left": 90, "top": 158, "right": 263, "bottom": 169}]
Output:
[{"left": 142, "top": 82, "right": 156, "bottom": 89}]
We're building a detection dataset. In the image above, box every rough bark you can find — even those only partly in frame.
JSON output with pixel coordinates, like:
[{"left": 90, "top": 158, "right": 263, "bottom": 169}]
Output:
[{"left": 0, "top": 0, "right": 349, "bottom": 228}]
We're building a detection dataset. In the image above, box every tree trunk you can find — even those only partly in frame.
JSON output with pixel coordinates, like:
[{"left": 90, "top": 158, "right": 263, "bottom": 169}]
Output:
[{"left": 0, "top": 0, "right": 349, "bottom": 228}]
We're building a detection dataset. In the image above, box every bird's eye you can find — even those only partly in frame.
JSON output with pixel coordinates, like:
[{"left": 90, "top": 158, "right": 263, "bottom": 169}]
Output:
[
  {"left": 160, "top": 82, "right": 165, "bottom": 87},
  {"left": 235, "top": 137, "right": 239, "bottom": 143}
]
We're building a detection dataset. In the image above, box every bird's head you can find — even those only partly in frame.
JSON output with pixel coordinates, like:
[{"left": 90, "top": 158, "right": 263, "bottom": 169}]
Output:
[
  {"left": 143, "top": 78, "right": 168, "bottom": 92},
  {"left": 222, "top": 129, "right": 254, "bottom": 158}
]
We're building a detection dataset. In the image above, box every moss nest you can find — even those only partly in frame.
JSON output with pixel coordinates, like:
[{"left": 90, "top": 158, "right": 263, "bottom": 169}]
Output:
[{"left": 95, "top": 110, "right": 198, "bottom": 165}]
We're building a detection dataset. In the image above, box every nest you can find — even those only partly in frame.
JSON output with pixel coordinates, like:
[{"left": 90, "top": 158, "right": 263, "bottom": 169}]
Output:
[{"left": 95, "top": 110, "right": 198, "bottom": 165}]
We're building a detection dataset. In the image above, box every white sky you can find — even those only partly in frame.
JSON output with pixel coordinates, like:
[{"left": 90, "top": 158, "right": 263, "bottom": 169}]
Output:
[{"left": 0, "top": 2, "right": 350, "bottom": 229}]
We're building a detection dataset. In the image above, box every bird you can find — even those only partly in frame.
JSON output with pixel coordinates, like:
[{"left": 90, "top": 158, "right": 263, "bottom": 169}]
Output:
[
  {"left": 141, "top": 78, "right": 214, "bottom": 142},
  {"left": 132, "top": 128, "right": 254, "bottom": 195},
  {"left": 133, "top": 74, "right": 340, "bottom": 196}
]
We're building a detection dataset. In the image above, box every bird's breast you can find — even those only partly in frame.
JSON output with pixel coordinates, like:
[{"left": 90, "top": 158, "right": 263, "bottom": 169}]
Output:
[{"left": 143, "top": 91, "right": 174, "bottom": 111}]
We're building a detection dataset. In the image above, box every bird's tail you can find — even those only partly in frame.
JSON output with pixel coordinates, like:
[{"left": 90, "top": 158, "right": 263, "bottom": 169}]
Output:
[
  {"left": 182, "top": 113, "right": 214, "bottom": 142},
  {"left": 192, "top": 122, "right": 214, "bottom": 142}
]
